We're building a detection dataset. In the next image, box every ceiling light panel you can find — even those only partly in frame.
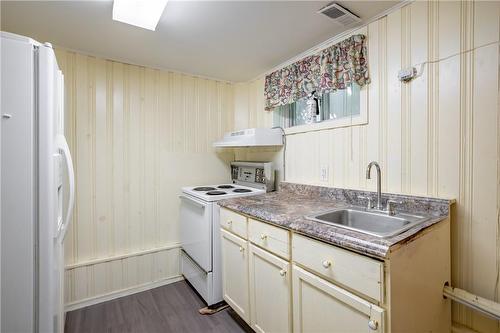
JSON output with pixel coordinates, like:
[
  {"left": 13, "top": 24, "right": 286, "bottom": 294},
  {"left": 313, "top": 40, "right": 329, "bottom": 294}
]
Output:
[{"left": 113, "top": 0, "right": 168, "bottom": 31}]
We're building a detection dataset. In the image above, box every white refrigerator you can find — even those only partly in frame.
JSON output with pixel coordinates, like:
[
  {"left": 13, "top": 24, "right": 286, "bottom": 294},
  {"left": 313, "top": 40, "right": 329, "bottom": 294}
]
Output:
[{"left": 1, "top": 31, "right": 75, "bottom": 333}]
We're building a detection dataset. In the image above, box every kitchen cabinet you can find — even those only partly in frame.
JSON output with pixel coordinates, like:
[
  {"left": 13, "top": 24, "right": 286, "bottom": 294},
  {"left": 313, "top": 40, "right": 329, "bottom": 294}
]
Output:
[
  {"left": 219, "top": 207, "right": 451, "bottom": 333},
  {"left": 249, "top": 244, "right": 291, "bottom": 333},
  {"left": 292, "top": 265, "right": 384, "bottom": 333},
  {"left": 220, "top": 229, "right": 250, "bottom": 322}
]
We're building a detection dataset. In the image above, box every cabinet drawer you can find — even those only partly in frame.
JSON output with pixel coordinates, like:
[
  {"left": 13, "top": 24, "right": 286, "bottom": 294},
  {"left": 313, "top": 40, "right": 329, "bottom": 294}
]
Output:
[
  {"left": 220, "top": 208, "right": 248, "bottom": 239},
  {"left": 249, "top": 219, "right": 290, "bottom": 260},
  {"left": 292, "top": 234, "right": 384, "bottom": 302}
]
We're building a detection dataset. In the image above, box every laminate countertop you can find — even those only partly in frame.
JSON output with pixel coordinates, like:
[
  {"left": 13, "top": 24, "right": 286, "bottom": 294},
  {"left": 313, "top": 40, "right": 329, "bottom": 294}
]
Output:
[{"left": 218, "top": 182, "right": 453, "bottom": 259}]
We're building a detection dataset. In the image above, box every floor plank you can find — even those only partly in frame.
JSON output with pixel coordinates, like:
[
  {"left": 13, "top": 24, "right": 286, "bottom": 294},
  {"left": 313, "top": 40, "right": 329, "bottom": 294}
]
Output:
[{"left": 65, "top": 281, "right": 249, "bottom": 333}]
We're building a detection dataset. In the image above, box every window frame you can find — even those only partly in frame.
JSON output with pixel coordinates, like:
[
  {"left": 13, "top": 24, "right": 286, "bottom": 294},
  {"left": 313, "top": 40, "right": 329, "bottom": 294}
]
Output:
[{"left": 277, "top": 84, "right": 368, "bottom": 135}]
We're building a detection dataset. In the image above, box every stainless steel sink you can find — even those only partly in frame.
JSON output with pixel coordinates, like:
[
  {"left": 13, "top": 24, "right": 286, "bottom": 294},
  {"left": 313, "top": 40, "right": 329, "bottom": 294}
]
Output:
[{"left": 306, "top": 206, "right": 429, "bottom": 238}]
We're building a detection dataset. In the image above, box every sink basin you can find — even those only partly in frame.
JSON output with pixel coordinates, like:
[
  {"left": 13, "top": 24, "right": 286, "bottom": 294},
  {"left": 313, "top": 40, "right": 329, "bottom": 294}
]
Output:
[{"left": 306, "top": 207, "right": 429, "bottom": 238}]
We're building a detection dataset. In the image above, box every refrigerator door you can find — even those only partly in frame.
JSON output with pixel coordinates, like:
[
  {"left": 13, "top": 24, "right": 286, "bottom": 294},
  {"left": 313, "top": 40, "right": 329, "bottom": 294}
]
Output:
[
  {"left": 38, "top": 43, "right": 71, "bottom": 333},
  {"left": 0, "top": 31, "right": 71, "bottom": 333},
  {"left": 53, "top": 134, "right": 74, "bottom": 333},
  {"left": 1, "top": 32, "right": 37, "bottom": 333}
]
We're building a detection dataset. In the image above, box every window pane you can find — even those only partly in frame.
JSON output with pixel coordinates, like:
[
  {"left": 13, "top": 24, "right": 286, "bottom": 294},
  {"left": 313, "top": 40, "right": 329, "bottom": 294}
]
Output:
[
  {"left": 321, "top": 83, "right": 360, "bottom": 121},
  {"left": 293, "top": 98, "right": 310, "bottom": 126},
  {"left": 272, "top": 83, "right": 361, "bottom": 128}
]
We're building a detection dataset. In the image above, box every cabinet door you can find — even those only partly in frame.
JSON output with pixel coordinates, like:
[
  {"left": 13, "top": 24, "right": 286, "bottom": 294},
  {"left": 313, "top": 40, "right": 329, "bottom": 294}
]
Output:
[
  {"left": 293, "top": 265, "right": 385, "bottom": 333},
  {"left": 249, "top": 244, "right": 291, "bottom": 333},
  {"left": 221, "top": 229, "right": 250, "bottom": 323}
]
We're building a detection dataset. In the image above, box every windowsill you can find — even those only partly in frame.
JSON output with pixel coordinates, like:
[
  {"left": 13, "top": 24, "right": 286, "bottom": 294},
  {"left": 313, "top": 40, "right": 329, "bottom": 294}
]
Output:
[{"left": 283, "top": 112, "right": 368, "bottom": 135}]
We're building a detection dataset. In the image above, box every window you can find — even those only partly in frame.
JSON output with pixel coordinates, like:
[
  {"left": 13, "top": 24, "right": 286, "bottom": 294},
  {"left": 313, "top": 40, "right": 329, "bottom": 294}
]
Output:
[{"left": 272, "top": 83, "right": 362, "bottom": 131}]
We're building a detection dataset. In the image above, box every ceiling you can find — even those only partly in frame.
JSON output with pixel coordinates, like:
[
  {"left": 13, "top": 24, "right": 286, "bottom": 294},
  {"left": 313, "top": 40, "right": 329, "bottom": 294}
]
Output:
[{"left": 1, "top": 1, "right": 399, "bottom": 82}]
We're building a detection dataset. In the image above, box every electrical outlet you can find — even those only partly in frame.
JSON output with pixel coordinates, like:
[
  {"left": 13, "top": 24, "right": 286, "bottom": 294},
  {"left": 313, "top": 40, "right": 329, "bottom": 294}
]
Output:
[
  {"left": 320, "top": 165, "right": 329, "bottom": 182},
  {"left": 398, "top": 67, "right": 417, "bottom": 82}
]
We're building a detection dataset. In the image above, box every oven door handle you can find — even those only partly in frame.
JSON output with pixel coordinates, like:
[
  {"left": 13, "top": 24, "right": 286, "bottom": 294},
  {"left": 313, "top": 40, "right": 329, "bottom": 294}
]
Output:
[{"left": 179, "top": 195, "right": 206, "bottom": 210}]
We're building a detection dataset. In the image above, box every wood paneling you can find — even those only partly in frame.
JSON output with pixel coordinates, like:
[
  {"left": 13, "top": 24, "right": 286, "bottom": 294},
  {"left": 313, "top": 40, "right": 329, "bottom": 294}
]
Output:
[
  {"left": 232, "top": 79, "right": 284, "bottom": 182},
  {"left": 234, "top": 1, "right": 500, "bottom": 331},
  {"left": 64, "top": 246, "right": 181, "bottom": 309},
  {"left": 233, "top": 78, "right": 270, "bottom": 131},
  {"left": 55, "top": 49, "right": 235, "bottom": 306}
]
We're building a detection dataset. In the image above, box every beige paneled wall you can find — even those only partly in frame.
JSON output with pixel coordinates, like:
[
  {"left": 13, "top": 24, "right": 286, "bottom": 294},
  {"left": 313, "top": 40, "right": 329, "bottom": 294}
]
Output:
[
  {"left": 55, "top": 49, "right": 235, "bottom": 307},
  {"left": 234, "top": 78, "right": 271, "bottom": 131},
  {"left": 233, "top": 79, "right": 285, "bottom": 182},
  {"left": 234, "top": 1, "right": 500, "bottom": 331},
  {"left": 233, "top": 78, "right": 284, "bottom": 180}
]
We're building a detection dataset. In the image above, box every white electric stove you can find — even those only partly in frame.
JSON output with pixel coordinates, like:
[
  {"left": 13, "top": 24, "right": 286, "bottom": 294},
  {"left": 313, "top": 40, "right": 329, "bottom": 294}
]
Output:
[
  {"left": 182, "top": 183, "right": 265, "bottom": 202},
  {"left": 180, "top": 162, "right": 273, "bottom": 306}
]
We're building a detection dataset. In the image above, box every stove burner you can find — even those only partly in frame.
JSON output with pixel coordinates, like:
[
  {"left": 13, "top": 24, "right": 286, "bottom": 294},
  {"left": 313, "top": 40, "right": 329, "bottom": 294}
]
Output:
[
  {"left": 217, "top": 185, "right": 235, "bottom": 189},
  {"left": 193, "top": 187, "right": 217, "bottom": 191},
  {"left": 206, "top": 191, "right": 227, "bottom": 196},
  {"left": 233, "top": 188, "right": 252, "bottom": 193}
]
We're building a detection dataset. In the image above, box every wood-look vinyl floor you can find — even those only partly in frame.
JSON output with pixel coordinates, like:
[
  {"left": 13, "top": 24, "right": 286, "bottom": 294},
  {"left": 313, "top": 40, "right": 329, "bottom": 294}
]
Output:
[{"left": 65, "top": 281, "right": 249, "bottom": 333}]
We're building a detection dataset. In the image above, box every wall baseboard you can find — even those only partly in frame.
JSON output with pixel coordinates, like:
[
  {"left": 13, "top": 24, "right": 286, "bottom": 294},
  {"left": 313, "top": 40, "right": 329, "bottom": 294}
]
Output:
[
  {"left": 65, "top": 275, "right": 184, "bottom": 312},
  {"left": 64, "top": 243, "right": 182, "bottom": 309}
]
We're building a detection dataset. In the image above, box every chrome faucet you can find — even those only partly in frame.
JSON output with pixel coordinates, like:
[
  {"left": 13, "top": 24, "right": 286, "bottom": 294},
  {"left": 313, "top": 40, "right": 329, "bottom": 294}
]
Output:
[{"left": 366, "top": 161, "right": 383, "bottom": 210}]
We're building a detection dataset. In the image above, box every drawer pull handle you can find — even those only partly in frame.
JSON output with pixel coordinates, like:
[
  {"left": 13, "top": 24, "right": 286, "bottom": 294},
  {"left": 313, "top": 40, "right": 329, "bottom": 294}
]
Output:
[
  {"left": 322, "top": 260, "right": 332, "bottom": 269},
  {"left": 368, "top": 320, "right": 378, "bottom": 330},
  {"left": 279, "top": 269, "right": 286, "bottom": 277},
  {"left": 239, "top": 246, "right": 244, "bottom": 252},
  {"left": 260, "top": 234, "right": 267, "bottom": 240}
]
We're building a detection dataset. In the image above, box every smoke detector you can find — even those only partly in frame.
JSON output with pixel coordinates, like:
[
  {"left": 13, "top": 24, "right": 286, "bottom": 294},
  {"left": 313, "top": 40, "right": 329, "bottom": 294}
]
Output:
[{"left": 318, "top": 2, "right": 361, "bottom": 26}]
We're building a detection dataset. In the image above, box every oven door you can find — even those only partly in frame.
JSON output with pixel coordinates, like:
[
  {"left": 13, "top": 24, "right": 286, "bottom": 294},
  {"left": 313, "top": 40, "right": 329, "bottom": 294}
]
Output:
[{"left": 179, "top": 194, "right": 213, "bottom": 272}]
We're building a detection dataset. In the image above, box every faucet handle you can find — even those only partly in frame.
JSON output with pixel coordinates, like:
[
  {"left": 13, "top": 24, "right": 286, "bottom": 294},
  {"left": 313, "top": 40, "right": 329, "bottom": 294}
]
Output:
[
  {"left": 358, "top": 196, "right": 374, "bottom": 209},
  {"left": 386, "top": 199, "right": 403, "bottom": 215}
]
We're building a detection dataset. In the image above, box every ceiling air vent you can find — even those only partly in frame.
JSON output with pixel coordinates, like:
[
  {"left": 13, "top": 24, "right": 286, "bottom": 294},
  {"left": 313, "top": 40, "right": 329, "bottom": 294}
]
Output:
[{"left": 318, "top": 2, "right": 361, "bottom": 26}]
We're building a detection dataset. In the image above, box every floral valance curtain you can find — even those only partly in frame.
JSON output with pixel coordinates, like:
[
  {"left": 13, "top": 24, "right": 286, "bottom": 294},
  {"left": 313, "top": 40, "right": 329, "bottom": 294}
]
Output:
[{"left": 264, "top": 34, "right": 370, "bottom": 111}]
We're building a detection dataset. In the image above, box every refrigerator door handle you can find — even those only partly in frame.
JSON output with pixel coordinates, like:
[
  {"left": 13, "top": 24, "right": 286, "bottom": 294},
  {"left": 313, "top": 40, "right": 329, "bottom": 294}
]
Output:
[{"left": 56, "top": 134, "right": 75, "bottom": 240}]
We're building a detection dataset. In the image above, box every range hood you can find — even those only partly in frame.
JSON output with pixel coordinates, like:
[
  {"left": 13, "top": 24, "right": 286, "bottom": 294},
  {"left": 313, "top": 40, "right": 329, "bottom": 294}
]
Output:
[{"left": 213, "top": 128, "right": 283, "bottom": 147}]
